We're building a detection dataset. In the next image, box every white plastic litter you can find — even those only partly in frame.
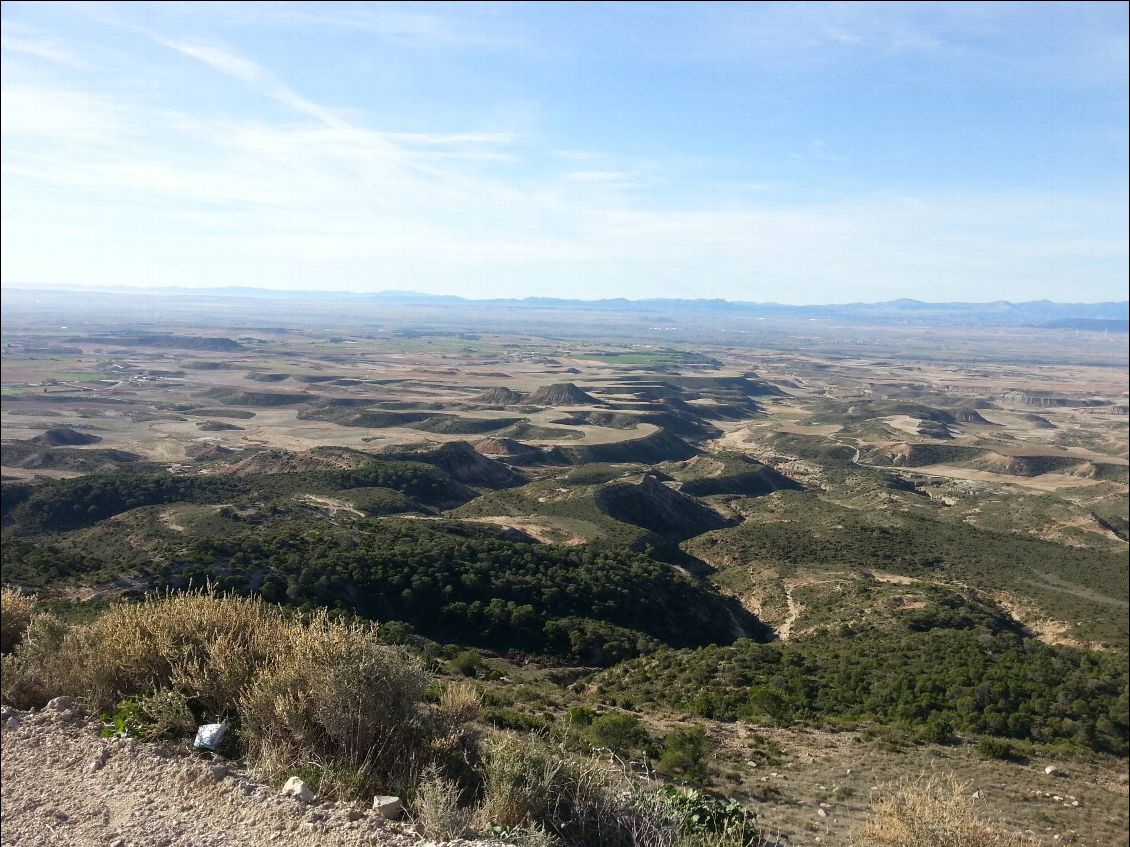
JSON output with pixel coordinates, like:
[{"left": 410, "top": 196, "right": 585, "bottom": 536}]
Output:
[{"left": 193, "top": 722, "right": 227, "bottom": 751}]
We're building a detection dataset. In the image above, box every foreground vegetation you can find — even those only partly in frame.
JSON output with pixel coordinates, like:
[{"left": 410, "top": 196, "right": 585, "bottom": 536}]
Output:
[
  {"left": 2, "top": 588, "right": 1052, "bottom": 847},
  {"left": 1, "top": 589, "right": 765, "bottom": 846}
]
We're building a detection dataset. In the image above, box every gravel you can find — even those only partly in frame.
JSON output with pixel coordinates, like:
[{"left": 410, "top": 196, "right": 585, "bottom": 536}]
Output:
[{"left": 0, "top": 704, "right": 507, "bottom": 847}]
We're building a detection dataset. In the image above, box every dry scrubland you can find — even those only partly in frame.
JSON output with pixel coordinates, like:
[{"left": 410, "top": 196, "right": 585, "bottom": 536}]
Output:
[
  {"left": 2, "top": 309, "right": 1127, "bottom": 846},
  {"left": 2, "top": 589, "right": 1055, "bottom": 847}
]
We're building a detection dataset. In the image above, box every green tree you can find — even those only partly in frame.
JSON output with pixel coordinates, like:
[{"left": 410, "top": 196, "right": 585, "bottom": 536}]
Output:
[{"left": 657, "top": 726, "right": 712, "bottom": 785}]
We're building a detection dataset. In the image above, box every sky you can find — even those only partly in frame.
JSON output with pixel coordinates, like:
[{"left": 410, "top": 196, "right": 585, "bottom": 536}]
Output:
[{"left": 1, "top": 2, "right": 1127, "bottom": 304}]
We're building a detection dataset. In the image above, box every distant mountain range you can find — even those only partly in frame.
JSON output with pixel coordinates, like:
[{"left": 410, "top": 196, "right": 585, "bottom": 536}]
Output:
[
  {"left": 4, "top": 285, "right": 1125, "bottom": 320},
  {"left": 3, "top": 285, "right": 1126, "bottom": 330}
]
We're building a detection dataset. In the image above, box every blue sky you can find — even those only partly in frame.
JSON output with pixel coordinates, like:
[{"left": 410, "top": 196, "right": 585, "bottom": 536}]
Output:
[{"left": 1, "top": 2, "right": 1126, "bottom": 303}]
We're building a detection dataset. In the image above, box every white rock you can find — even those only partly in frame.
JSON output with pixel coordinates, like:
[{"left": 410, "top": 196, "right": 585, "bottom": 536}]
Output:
[
  {"left": 46, "top": 696, "right": 74, "bottom": 711},
  {"left": 193, "top": 723, "right": 227, "bottom": 751},
  {"left": 282, "top": 777, "right": 315, "bottom": 804},
  {"left": 3, "top": 716, "right": 21, "bottom": 732},
  {"left": 1044, "top": 765, "right": 1060, "bottom": 776},
  {"left": 817, "top": 808, "right": 829, "bottom": 818},
  {"left": 372, "top": 795, "right": 403, "bottom": 820}
]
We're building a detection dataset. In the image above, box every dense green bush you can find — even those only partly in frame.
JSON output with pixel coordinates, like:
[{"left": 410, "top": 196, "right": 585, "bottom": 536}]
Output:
[
  {"left": 451, "top": 651, "right": 482, "bottom": 677},
  {"left": 652, "top": 785, "right": 759, "bottom": 846},
  {"left": 976, "top": 737, "right": 1019, "bottom": 761},
  {"left": 586, "top": 712, "right": 649, "bottom": 755},
  {"left": 657, "top": 726, "right": 713, "bottom": 785}
]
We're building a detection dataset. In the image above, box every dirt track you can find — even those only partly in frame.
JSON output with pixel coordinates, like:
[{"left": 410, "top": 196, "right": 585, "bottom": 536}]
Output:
[{"left": 0, "top": 701, "right": 500, "bottom": 847}]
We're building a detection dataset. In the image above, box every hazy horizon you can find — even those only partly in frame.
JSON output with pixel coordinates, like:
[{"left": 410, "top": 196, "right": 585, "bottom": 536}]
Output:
[
  {"left": 3, "top": 281, "right": 1127, "bottom": 310},
  {"left": 2, "top": 2, "right": 1128, "bottom": 303}
]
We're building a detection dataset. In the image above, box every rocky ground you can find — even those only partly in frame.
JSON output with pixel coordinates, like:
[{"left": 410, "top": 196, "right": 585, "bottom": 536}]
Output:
[{"left": 0, "top": 700, "right": 504, "bottom": 847}]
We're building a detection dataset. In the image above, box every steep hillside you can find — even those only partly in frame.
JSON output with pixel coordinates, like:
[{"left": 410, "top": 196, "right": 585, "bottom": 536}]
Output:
[
  {"left": 676, "top": 454, "right": 802, "bottom": 497},
  {"left": 381, "top": 441, "right": 525, "bottom": 488},
  {"left": 28, "top": 427, "right": 102, "bottom": 447},
  {"left": 595, "top": 474, "right": 733, "bottom": 540},
  {"left": 525, "top": 382, "right": 600, "bottom": 405},
  {"left": 470, "top": 386, "right": 526, "bottom": 404}
]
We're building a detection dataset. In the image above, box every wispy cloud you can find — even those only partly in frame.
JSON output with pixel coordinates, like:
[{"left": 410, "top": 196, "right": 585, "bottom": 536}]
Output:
[
  {"left": 1, "top": 3, "right": 1125, "bottom": 301},
  {"left": 154, "top": 37, "right": 351, "bottom": 129},
  {"left": 0, "top": 24, "right": 95, "bottom": 70}
]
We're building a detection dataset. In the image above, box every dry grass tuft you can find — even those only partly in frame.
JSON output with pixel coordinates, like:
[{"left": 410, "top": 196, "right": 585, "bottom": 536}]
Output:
[
  {"left": 239, "top": 611, "right": 429, "bottom": 797},
  {"left": 1, "top": 610, "right": 69, "bottom": 705},
  {"left": 437, "top": 679, "right": 481, "bottom": 727},
  {"left": 476, "top": 733, "right": 683, "bottom": 847},
  {"left": 0, "top": 587, "right": 37, "bottom": 653},
  {"left": 0, "top": 589, "right": 471, "bottom": 801},
  {"left": 854, "top": 773, "right": 1039, "bottom": 847},
  {"left": 412, "top": 764, "right": 472, "bottom": 840},
  {"left": 2, "top": 590, "right": 290, "bottom": 711}
]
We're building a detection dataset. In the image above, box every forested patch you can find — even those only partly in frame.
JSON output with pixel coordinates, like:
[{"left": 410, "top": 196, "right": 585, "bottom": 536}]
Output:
[
  {"left": 2, "top": 463, "right": 469, "bottom": 531},
  {"left": 596, "top": 630, "right": 1129, "bottom": 754}
]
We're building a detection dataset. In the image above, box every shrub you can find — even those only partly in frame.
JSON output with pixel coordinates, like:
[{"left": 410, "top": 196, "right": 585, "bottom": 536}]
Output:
[
  {"left": 106, "top": 690, "right": 196, "bottom": 741},
  {"left": 0, "top": 611, "right": 69, "bottom": 706},
  {"left": 484, "top": 708, "right": 551, "bottom": 734},
  {"left": 17, "top": 590, "right": 290, "bottom": 712},
  {"left": 451, "top": 650, "right": 482, "bottom": 677},
  {"left": 437, "top": 680, "right": 481, "bottom": 727},
  {"left": 236, "top": 612, "right": 431, "bottom": 798},
  {"left": 917, "top": 714, "right": 956, "bottom": 745},
  {"left": 0, "top": 587, "right": 36, "bottom": 653},
  {"left": 587, "top": 712, "right": 650, "bottom": 755},
  {"left": 747, "top": 686, "right": 790, "bottom": 723},
  {"left": 650, "top": 785, "right": 760, "bottom": 847},
  {"left": 657, "top": 726, "right": 713, "bottom": 785},
  {"left": 853, "top": 774, "right": 1038, "bottom": 847},
  {"left": 976, "top": 737, "right": 1018, "bottom": 761},
  {"left": 568, "top": 705, "right": 596, "bottom": 727}
]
